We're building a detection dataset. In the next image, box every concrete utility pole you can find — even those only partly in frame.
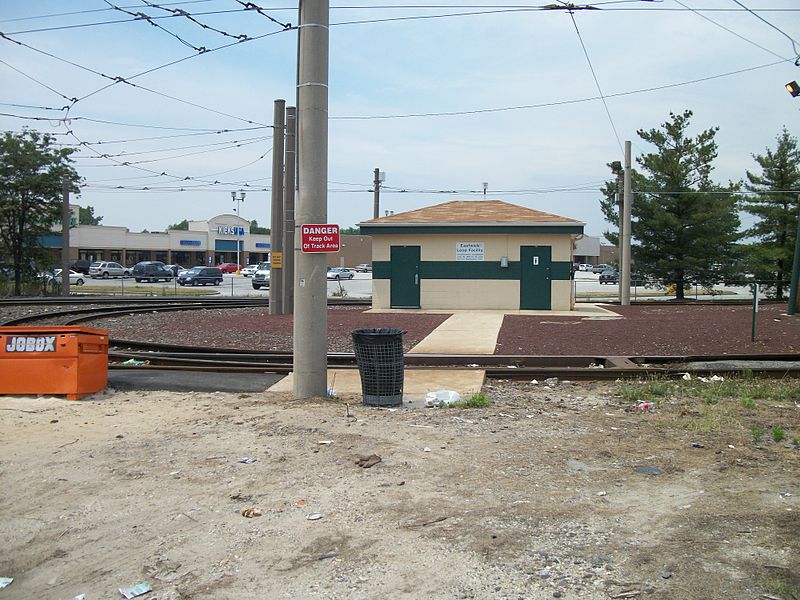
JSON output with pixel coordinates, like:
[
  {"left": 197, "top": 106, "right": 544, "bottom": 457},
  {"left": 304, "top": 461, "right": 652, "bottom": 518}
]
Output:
[
  {"left": 787, "top": 197, "right": 800, "bottom": 315},
  {"left": 283, "top": 106, "right": 297, "bottom": 314},
  {"left": 621, "top": 141, "right": 633, "bottom": 306},
  {"left": 608, "top": 161, "right": 623, "bottom": 301},
  {"left": 372, "top": 168, "right": 381, "bottom": 219},
  {"left": 293, "top": 0, "right": 329, "bottom": 399},
  {"left": 61, "top": 178, "right": 70, "bottom": 297},
  {"left": 270, "top": 99, "right": 286, "bottom": 315}
]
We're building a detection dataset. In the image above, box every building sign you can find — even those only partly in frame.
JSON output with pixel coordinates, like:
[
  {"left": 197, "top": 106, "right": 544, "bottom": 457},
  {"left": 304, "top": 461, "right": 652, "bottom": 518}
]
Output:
[
  {"left": 180, "top": 240, "right": 201, "bottom": 246},
  {"left": 271, "top": 252, "right": 283, "bottom": 268},
  {"left": 255, "top": 243, "right": 271, "bottom": 249},
  {"left": 456, "top": 242, "right": 484, "bottom": 261},
  {"left": 217, "top": 225, "right": 245, "bottom": 236},
  {"left": 300, "top": 224, "right": 340, "bottom": 253}
]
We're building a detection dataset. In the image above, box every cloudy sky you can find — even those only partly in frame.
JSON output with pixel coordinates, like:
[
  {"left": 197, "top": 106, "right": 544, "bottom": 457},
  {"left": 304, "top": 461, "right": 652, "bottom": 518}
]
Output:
[{"left": 1, "top": 0, "right": 799, "bottom": 241}]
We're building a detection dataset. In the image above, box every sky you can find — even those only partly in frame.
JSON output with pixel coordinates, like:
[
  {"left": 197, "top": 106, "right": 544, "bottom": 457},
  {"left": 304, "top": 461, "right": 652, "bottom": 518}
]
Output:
[{"left": 1, "top": 0, "right": 799, "bottom": 243}]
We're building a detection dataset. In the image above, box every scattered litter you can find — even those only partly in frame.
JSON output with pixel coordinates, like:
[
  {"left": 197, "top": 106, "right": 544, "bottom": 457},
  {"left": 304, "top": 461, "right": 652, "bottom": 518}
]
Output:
[
  {"left": 505, "top": 365, "right": 517, "bottom": 369},
  {"left": 588, "top": 363, "right": 605, "bottom": 369},
  {"left": 318, "top": 553, "right": 337, "bottom": 560},
  {"left": 238, "top": 457, "right": 257, "bottom": 464},
  {"left": 294, "top": 499, "right": 306, "bottom": 506},
  {"left": 543, "top": 377, "right": 559, "bottom": 386},
  {"left": 121, "top": 359, "right": 147, "bottom": 367},
  {"left": 306, "top": 513, "right": 323, "bottom": 521},
  {"left": 119, "top": 582, "right": 152, "bottom": 598},
  {"left": 425, "top": 390, "right": 461, "bottom": 408},
  {"left": 498, "top": 412, "right": 516, "bottom": 419},
  {"left": 240, "top": 507, "right": 262, "bottom": 518},
  {"left": 660, "top": 571, "right": 673, "bottom": 579},
  {"left": 512, "top": 500, "right": 531, "bottom": 504},
  {"left": 637, "top": 401, "right": 654, "bottom": 412},
  {"left": 73, "top": 595, "right": 86, "bottom": 600},
  {"left": 0, "top": 578, "right": 12, "bottom": 590},
  {"left": 529, "top": 379, "right": 539, "bottom": 384},
  {"left": 597, "top": 491, "right": 607, "bottom": 496},
  {"left": 681, "top": 373, "right": 692, "bottom": 381},
  {"left": 318, "top": 440, "right": 334, "bottom": 445},
  {"left": 409, "top": 424, "right": 434, "bottom": 429},
  {"left": 423, "top": 447, "right": 432, "bottom": 453},
  {"left": 634, "top": 466, "right": 664, "bottom": 476},
  {"left": 355, "top": 454, "right": 382, "bottom": 468},
  {"left": 453, "top": 416, "right": 474, "bottom": 424},
  {"left": 728, "top": 444, "right": 736, "bottom": 449},
  {"left": 466, "top": 363, "right": 479, "bottom": 367},
  {"left": 698, "top": 375, "right": 724, "bottom": 383},
  {"left": 691, "top": 443, "right": 705, "bottom": 448},
  {"left": 779, "top": 492, "right": 793, "bottom": 499}
]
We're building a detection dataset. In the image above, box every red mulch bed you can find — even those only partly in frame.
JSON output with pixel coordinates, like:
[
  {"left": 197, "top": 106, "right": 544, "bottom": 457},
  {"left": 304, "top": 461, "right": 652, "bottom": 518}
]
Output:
[
  {"left": 99, "top": 305, "right": 450, "bottom": 353},
  {"left": 497, "top": 303, "right": 800, "bottom": 356}
]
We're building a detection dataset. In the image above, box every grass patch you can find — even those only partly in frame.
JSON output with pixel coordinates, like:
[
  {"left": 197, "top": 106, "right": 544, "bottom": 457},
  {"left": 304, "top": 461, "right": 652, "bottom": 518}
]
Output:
[
  {"left": 449, "top": 393, "right": 491, "bottom": 409},
  {"left": 763, "top": 573, "right": 800, "bottom": 600},
  {"left": 772, "top": 426, "right": 786, "bottom": 443}
]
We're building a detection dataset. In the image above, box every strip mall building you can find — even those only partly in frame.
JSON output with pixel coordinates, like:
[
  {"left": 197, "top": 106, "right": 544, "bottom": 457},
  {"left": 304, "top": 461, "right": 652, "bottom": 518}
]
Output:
[{"left": 42, "top": 205, "right": 371, "bottom": 268}]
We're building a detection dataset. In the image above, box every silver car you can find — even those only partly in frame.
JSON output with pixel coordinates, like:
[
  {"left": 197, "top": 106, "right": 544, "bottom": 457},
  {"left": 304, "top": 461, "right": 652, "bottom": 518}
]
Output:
[{"left": 88, "top": 261, "right": 130, "bottom": 278}]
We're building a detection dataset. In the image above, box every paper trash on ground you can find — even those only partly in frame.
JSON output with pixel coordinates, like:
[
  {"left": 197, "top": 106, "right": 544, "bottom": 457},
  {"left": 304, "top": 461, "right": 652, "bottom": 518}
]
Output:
[{"left": 119, "top": 582, "right": 152, "bottom": 598}]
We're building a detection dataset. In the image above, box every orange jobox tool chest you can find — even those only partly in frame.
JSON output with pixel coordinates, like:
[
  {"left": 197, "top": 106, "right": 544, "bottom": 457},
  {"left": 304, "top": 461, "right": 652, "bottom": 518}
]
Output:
[{"left": 0, "top": 326, "right": 109, "bottom": 400}]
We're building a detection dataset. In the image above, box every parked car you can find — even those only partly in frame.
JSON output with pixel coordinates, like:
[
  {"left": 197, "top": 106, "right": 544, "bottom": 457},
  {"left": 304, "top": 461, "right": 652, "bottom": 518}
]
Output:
[
  {"left": 88, "top": 261, "right": 130, "bottom": 279},
  {"left": 68, "top": 259, "right": 91, "bottom": 274},
  {"left": 353, "top": 263, "right": 372, "bottom": 273},
  {"left": 578, "top": 263, "right": 594, "bottom": 272},
  {"left": 46, "top": 269, "right": 85, "bottom": 286},
  {"left": 240, "top": 264, "right": 259, "bottom": 277},
  {"left": 592, "top": 263, "right": 611, "bottom": 274},
  {"left": 599, "top": 269, "right": 619, "bottom": 284},
  {"left": 216, "top": 263, "right": 241, "bottom": 273},
  {"left": 178, "top": 266, "right": 223, "bottom": 286},
  {"left": 252, "top": 262, "right": 271, "bottom": 290},
  {"left": 327, "top": 267, "right": 355, "bottom": 281},
  {"left": 163, "top": 264, "right": 185, "bottom": 276},
  {"left": 132, "top": 261, "right": 173, "bottom": 282}
]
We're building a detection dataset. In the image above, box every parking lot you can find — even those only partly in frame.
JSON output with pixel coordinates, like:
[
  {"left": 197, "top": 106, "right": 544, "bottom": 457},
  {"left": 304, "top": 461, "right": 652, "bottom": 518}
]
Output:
[{"left": 66, "top": 270, "right": 374, "bottom": 298}]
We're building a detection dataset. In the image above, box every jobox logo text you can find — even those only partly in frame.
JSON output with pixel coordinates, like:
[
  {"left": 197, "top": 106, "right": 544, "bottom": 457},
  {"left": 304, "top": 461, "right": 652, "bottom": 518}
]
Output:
[{"left": 4, "top": 336, "right": 57, "bottom": 352}]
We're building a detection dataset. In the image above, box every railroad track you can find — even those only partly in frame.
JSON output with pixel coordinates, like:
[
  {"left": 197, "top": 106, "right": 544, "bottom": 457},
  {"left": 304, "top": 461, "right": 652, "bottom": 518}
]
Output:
[{"left": 3, "top": 299, "right": 799, "bottom": 380}]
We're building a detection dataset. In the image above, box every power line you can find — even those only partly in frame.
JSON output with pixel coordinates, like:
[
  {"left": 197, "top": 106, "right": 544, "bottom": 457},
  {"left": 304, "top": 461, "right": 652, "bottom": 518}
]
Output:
[
  {"left": 141, "top": 0, "right": 253, "bottom": 42},
  {"left": 0, "top": 57, "right": 76, "bottom": 104},
  {"left": 674, "top": 0, "right": 788, "bottom": 63},
  {"left": 102, "top": 0, "right": 209, "bottom": 53},
  {"left": 567, "top": 10, "right": 623, "bottom": 155},
  {"left": 0, "top": 0, "right": 215, "bottom": 24},
  {"left": 73, "top": 135, "right": 270, "bottom": 160},
  {"left": 730, "top": 0, "right": 800, "bottom": 62},
  {"left": 74, "top": 137, "right": 268, "bottom": 166},
  {"left": 67, "top": 126, "right": 270, "bottom": 146},
  {"left": 331, "top": 59, "right": 786, "bottom": 120}
]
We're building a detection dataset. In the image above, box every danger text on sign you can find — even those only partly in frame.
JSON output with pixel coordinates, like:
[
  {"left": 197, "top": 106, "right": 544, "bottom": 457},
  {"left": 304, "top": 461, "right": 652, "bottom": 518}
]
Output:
[{"left": 301, "top": 223, "right": 340, "bottom": 253}]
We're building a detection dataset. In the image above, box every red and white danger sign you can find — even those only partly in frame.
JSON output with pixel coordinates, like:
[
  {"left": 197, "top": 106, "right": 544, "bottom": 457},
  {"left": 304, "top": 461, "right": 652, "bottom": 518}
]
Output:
[{"left": 300, "top": 223, "right": 340, "bottom": 253}]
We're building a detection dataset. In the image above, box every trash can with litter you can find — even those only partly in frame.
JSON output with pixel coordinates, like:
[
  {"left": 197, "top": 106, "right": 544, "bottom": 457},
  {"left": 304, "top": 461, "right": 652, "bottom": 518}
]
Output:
[{"left": 351, "top": 328, "right": 404, "bottom": 406}]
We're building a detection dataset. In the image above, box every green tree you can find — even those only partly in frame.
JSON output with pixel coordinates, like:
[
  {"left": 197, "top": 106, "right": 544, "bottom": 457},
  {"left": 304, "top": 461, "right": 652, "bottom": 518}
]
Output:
[
  {"left": 339, "top": 226, "right": 361, "bottom": 235},
  {"left": 167, "top": 219, "right": 189, "bottom": 230},
  {"left": 604, "top": 110, "right": 740, "bottom": 299},
  {"left": 741, "top": 127, "right": 800, "bottom": 299},
  {"left": 249, "top": 219, "right": 269, "bottom": 234},
  {"left": 79, "top": 205, "right": 103, "bottom": 225},
  {"left": 0, "top": 130, "right": 81, "bottom": 295}
]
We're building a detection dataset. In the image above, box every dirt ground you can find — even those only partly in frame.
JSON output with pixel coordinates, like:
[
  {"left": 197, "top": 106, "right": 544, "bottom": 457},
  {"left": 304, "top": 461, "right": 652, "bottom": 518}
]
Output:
[{"left": 1, "top": 378, "right": 798, "bottom": 600}]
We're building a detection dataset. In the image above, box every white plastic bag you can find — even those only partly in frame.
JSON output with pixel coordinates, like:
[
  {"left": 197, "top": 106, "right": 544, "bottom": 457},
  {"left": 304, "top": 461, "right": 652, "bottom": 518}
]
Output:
[{"left": 425, "top": 389, "right": 462, "bottom": 408}]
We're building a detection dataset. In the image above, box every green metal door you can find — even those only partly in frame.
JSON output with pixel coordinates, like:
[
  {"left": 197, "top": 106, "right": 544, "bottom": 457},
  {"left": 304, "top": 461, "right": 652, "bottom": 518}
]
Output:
[
  {"left": 390, "top": 246, "right": 420, "bottom": 308},
  {"left": 520, "top": 246, "right": 551, "bottom": 310}
]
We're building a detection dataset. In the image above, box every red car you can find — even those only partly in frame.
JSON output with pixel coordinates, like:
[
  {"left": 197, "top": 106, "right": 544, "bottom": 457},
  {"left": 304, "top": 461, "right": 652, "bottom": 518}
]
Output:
[{"left": 216, "top": 263, "right": 241, "bottom": 273}]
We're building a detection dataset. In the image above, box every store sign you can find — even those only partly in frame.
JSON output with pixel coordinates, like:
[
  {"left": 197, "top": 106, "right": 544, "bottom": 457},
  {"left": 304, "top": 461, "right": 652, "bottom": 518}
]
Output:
[
  {"left": 180, "top": 240, "right": 201, "bottom": 246},
  {"left": 300, "top": 224, "right": 340, "bottom": 253},
  {"left": 217, "top": 225, "right": 245, "bottom": 236},
  {"left": 456, "top": 242, "right": 484, "bottom": 261},
  {"left": 255, "top": 243, "right": 271, "bottom": 249},
  {"left": 271, "top": 252, "right": 283, "bottom": 268}
]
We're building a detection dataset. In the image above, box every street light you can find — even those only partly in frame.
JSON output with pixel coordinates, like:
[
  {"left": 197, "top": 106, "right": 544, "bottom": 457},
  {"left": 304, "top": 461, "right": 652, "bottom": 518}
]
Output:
[
  {"left": 231, "top": 190, "right": 246, "bottom": 274},
  {"left": 786, "top": 81, "right": 800, "bottom": 97}
]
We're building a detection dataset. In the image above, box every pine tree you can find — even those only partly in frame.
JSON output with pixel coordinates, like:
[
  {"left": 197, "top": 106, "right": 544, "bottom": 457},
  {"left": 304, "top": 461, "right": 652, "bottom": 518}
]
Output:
[
  {"left": 742, "top": 128, "right": 800, "bottom": 299},
  {"left": 629, "top": 110, "right": 740, "bottom": 299}
]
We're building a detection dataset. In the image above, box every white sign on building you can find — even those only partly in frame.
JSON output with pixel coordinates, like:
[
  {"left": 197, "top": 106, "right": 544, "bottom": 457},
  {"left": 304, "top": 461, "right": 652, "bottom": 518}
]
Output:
[{"left": 456, "top": 242, "right": 484, "bottom": 261}]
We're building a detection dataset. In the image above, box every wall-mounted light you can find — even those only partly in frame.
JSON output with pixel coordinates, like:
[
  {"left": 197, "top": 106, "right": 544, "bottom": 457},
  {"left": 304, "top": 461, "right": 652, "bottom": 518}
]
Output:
[{"left": 786, "top": 81, "right": 800, "bottom": 97}]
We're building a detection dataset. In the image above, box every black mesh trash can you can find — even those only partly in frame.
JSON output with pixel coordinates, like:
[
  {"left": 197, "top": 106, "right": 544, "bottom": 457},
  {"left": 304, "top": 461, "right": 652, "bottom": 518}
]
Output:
[{"left": 351, "top": 328, "right": 404, "bottom": 406}]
